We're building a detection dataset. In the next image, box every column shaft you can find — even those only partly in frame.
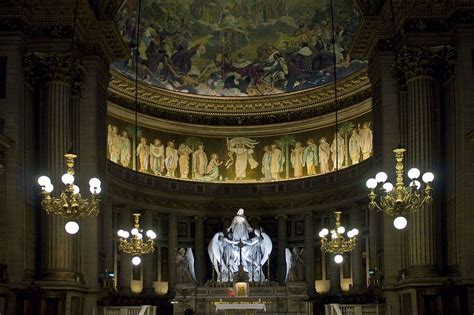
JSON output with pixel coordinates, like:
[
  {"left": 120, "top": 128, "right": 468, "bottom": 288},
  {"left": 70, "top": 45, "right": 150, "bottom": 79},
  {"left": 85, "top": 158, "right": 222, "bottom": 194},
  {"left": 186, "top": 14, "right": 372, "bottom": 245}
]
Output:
[
  {"left": 143, "top": 211, "right": 154, "bottom": 294},
  {"left": 168, "top": 214, "right": 178, "bottom": 294},
  {"left": 351, "top": 207, "right": 364, "bottom": 291},
  {"left": 119, "top": 210, "right": 132, "bottom": 293},
  {"left": 276, "top": 215, "right": 288, "bottom": 285},
  {"left": 195, "top": 216, "right": 206, "bottom": 285},
  {"left": 304, "top": 212, "right": 315, "bottom": 294}
]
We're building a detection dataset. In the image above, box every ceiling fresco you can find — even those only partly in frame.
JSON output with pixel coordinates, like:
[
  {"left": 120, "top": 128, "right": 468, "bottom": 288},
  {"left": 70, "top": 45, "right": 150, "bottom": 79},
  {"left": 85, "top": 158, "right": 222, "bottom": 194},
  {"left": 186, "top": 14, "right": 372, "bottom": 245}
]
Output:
[{"left": 113, "top": 0, "right": 366, "bottom": 97}]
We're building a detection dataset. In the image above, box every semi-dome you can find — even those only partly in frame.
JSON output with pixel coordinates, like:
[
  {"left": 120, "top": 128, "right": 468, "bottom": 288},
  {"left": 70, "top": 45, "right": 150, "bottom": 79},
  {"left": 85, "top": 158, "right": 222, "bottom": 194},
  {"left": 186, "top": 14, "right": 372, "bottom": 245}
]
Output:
[{"left": 113, "top": 0, "right": 365, "bottom": 97}]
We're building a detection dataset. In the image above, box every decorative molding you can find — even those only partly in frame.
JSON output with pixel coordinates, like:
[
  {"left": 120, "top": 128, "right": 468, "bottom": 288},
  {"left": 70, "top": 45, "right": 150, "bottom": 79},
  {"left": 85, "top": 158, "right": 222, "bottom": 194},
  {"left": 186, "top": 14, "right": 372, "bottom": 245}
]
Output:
[{"left": 108, "top": 68, "right": 371, "bottom": 126}]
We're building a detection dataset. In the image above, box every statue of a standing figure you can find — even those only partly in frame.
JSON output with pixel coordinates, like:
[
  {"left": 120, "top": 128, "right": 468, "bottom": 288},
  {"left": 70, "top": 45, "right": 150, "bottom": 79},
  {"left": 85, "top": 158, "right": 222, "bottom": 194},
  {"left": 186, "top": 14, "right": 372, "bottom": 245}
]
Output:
[
  {"left": 226, "top": 208, "right": 253, "bottom": 241},
  {"left": 285, "top": 248, "right": 305, "bottom": 282},
  {"left": 176, "top": 248, "right": 197, "bottom": 283}
]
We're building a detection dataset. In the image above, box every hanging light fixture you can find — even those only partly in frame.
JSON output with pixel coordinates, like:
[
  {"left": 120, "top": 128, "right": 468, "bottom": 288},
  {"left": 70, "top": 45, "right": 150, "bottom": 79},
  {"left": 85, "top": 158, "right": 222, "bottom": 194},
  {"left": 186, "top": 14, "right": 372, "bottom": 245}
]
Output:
[
  {"left": 319, "top": 212, "right": 359, "bottom": 264},
  {"left": 319, "top": 0, "right": 358, "bottom": 264},
  {"left": 365, "top": 148, "right": 434, "bottom": 230},
  {"left": 117, "top": 213, "right": 156, "bottom": 265},
  {"left": 38, "top": 153, "right": 102, "bottom": 234},
  {"left": 115, "top": 0, "right": 156, "bottom": 265},
  {"left": 37, "top": 0, "right": 101, "bottom": 235},
  {"left": 364, "top": 0, "right": 434, "bottom": 230}
]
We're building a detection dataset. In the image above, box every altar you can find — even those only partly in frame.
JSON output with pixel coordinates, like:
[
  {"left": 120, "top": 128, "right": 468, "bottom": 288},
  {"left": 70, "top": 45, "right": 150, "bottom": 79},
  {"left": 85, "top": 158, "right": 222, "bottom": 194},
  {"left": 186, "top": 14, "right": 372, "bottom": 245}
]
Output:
[{"left": 215, "top": 302, "right": 266, "bottom": 314}]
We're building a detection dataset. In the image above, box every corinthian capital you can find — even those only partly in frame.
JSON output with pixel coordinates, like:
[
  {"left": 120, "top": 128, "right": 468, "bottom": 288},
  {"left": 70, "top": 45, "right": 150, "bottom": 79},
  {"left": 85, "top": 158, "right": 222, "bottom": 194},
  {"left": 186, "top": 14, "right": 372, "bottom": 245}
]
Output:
[
  {"left": 22, "top": 52, "right": 85, "bottom": 95},
  {"left": 393, "top": 46, "right": 456, "bottom": 84}
]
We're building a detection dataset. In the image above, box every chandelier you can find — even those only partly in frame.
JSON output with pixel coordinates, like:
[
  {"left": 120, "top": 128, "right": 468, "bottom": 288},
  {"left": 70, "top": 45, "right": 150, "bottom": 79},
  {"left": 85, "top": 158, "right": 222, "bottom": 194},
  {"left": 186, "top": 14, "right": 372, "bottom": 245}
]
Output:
[
  {"left": 117, "top": 213, "right": 156, "bottom": 265},
  {"left": 319, "top": 211, "right": 359, "bottom": 264},
  {"left": 365, "top": 147, "right": 434, "bottom": 229},
  {"left": 37, "top": 153, "right": 102, "bottom": 234}
]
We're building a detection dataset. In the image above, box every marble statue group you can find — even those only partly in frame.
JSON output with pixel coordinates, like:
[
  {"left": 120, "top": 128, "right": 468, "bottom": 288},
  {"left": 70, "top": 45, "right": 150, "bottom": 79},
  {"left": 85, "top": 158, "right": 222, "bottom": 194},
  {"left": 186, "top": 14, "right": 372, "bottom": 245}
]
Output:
[{"left": 208, "top": 209, "right": 273, "bottom": 283}]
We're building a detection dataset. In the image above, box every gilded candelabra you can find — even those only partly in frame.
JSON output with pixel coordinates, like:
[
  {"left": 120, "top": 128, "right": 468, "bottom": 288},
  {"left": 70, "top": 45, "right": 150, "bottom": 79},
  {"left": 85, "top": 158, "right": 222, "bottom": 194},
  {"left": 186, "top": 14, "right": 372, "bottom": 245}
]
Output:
[
  {"left": 319, "top": 211, "right": 359, "bottom": 264},
  {"left": 37, "top": 153, "right": 102, "bottom": 234},
  {"left": 366, "top": 147, "right": 434, "bottom": 230},
  {"left": 117, "top": 213, "right": 156, "bottom": 265}
]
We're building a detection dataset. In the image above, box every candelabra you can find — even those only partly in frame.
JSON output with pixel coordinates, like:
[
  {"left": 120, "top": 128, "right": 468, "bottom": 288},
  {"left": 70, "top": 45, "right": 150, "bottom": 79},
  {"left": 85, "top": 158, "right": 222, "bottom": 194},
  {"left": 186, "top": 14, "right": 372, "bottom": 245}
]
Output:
[
  {"left": 365, "top": 147, "right": 434, "bottom": 230},
  {"left": 37, "top": 153, "right": 102, "bottom": 234},
  {"left": 319, "top": 211, "right": 358, "bottom": 264},
  {"left": 117, "top": 213, "right": 156, "bottom": 265}
]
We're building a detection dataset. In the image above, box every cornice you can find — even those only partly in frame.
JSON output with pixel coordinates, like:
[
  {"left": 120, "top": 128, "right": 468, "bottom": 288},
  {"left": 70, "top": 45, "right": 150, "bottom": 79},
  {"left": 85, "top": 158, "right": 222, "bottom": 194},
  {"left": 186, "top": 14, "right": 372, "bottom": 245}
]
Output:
[
  {"left": 107, "top": 98, "right": 372, "bottom": 137},
  {"left": 106, "top": 160, "right": 372, "bottom": 216},
  {"left": 107, "top": 68, "right": 371, "bottom": 126},
  {"left": 0, "top": 0, "right": 129, "bottom": 63}
]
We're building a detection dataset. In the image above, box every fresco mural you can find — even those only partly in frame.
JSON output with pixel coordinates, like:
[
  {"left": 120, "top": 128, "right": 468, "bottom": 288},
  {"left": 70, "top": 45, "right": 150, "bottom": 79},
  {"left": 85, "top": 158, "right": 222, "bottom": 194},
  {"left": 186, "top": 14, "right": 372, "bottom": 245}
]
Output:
[
  {"left": 107, "top": 112, "right": 373, "bottom": 183},
  {"left": 113, "top": 0, "right": 366, "bottom": 96}
]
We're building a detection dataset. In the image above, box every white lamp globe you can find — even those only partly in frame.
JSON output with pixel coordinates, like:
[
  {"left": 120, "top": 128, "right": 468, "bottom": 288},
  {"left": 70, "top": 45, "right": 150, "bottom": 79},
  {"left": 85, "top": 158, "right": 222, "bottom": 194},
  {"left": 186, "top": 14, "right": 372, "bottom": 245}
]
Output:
[
  {"left": 131, "top": 228, "right": 139, "bottom": 236},
  {"left": 337, "top": 226, "right": 345, "bottom": 234},
  {"left": 407, "top": 168, "right": 420, "bottom": 180},
  {"left": 38, "top": 176, "right": 51, "bottom": 186},
  {"left": 89, "top": 177, "right": 101, "bottom": 188},
  {"left": 122, "top": 231, "right": 130, "bottom": 239},
  {"left": 136, "top": 233, "right": 143, "bottom": 240},
  {"left": 131, "top": 256, "right": 141, "bottom": 266},
  {"left": 65, "top": 221, "right": 80, "bottom": 235},
  {"left": 73, "top": 185, "right": 80, "bottom": 194},
  {"left": 366, "top": 178, "right": 377, "bottom": 189},
  {"left": 331, "top": 232, "right": 337, "bottom": 240},
  {"left": 61, "top": 173, "right": 75, "bottom": 185},
  {"left": 45, "top": 183, "right": 54, "bottom": 193},
  {"left": 334, "top": 254, "right": 344, "bottom": 264},
  {"left": 89, "top": 186, "right": 101, "bottom": 194},
  {"left": 321, "top": 228, "right": 329, "bottom": 236},
  {"left": 393, "top": 216, "right": 408, "bottom": 230},
  {"left": 347, "top": 230, "right": 354, "bottom": 238},
  {"left": 375, "top": 172, "right": 388, "bottom": 183},
  {"left": 117, "top": 229, "right": 125, "bottom": 237},
  {"left": 146, "top": 230, "right": 156, "bottom": 239},
  {"left": 383, "top": 182, "right": 394, "bottom": 192},
  {"left": 352, "top": 228, "right": 359, "bottom": 236},
  {"left": 422, "top": 172, "right": 434, "bottom": 183}
]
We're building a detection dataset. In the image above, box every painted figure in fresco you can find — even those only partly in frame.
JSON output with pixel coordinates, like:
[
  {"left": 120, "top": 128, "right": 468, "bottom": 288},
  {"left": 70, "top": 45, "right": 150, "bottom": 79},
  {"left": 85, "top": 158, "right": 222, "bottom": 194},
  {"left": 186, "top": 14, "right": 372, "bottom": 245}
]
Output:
[
  {"left": 136, "top": 137, "right": 150, "bottom": 172},
  {"left": 349, "top": 128, "right": 362, "bottom": 165},
  {"left": 319, "top": 137, "right": 330, "bottom": 174},
  {"left": 201, "top": 153, "right": 223, "bottom": 182},
  {"left": 149, "top": 138, "right": 165, "bottom": 175},
  {"left": 192, "top": 144, "right": 208, "bottom": 179},
  {"left": 226, "top": 137, "right": 259, "bottom": 180},
  {"left": 359, "top": 122, "right": 373, "bottom": 160},
  {"left": 331, "top": 132, "right": 345, "bottom": 170},
  {"left": 120, "top": 130, "right": 131, "bottom": 167},
  {"left": 291, "top": 142, "right": 304, "bottom": 178},
  {"left": 261, "top": 145, "right": 273, "bottom": 181},
  {"left": 270, "top": 143, "right": 285, "bottom": 180},
  {"left": 165, "top": 141, "right": 179, "bottom": 178},
  {"left": 303, "top": 138, "right": 318, "bottom": 176},
  {"left": 226, "top": 208, "right": 253, "bottom": 241},
  {"left": 108, "top": 125, "right": 121, "bottom": 163},
  {"left": 178, "top": 144, "right": 192, "bottom": 179}
]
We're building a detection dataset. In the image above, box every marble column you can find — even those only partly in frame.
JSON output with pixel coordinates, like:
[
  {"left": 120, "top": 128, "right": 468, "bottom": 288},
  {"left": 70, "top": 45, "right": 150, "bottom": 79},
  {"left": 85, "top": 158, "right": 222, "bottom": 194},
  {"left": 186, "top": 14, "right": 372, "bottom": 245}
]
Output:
[
  {"left": 119, "top": 209, "right": 132, "bottom": 293},
  {"left": 30, "top": 54, "right": 85, "bottom": 282},
  {"left": 168, "top": 214, "right": 178, "bottom": 294},
  {"left": 194, "top": 216, "right": 206, "bottom": 285},
  {"left": 143, "top": 211, "right": 155, "bottom": 294},
  {"left": 398, "top": 48, "right": 440, "bottom": 277},
  {"left": 328, "top": 213, "right": 341, "bottom": 293},
  {"left": 351, "top": 206, "right": 364, "bottom": 291},
  {"left": 304, "top": 212, "right": 315, "bottom": 295},
  {"left": 276, "top": 214, "right": 288, "bottom": 285}
]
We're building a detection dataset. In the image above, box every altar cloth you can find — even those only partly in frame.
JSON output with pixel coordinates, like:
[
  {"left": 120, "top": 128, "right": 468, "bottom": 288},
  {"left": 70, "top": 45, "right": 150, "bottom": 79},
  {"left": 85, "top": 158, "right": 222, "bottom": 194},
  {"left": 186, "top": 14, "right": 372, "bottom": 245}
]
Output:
[{"left": 215, "top": 303, "right": 266, "bottom": 312}]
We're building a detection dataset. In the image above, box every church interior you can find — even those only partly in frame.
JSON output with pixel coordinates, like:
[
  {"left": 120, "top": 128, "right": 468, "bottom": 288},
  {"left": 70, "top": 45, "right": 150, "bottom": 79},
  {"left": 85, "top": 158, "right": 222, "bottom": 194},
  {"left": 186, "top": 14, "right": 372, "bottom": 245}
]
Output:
[{"left": 0, "top": 0, "right": 473, "bottom": 314}]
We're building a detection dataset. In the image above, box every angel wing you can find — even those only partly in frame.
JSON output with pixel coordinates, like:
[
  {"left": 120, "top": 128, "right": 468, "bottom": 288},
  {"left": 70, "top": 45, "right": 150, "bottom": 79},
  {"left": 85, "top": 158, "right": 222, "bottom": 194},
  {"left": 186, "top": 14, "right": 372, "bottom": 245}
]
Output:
[
  {"left": 285, "top": 248, "right": 292, "bottom": 283},
  {"left": 208, "top": 232, "right": 224, "bottom": 268},
  {"left": 186, "top": 248, "right": 197, "bottom": 282},
  {"left": 259, "top": 231, "right": 273, "bottom": 266}
]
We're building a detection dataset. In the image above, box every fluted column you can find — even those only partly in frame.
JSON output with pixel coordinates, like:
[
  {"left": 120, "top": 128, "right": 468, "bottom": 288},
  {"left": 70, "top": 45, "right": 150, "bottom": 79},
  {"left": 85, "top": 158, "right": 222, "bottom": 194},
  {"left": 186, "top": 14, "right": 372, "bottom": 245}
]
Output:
[
  {"left": 304, "top": 212, "right": 315, "bottom": 295},
  {"left": 168, "top": 214, "right": 178, "bottom": 294},
  {"left": 351, "top": 206, "right": 364, "bottom": 291},
  {"left": 143, "top": 211, "right": 154, "bottom": 294},
  {"left": 397, "top": 47, "right": 445, "bottom": 277},
  {"left": 25, "top": 53, "right": 85, "bottom": 282},
  {"left": 194, "top": 216, "right": 206, "bottom": 285},
  {"left": 276, "top": 214, "right": 288, "bottom": 285},
  {"left": 119, "top": 209, "right": 132, "bottom": 293}
]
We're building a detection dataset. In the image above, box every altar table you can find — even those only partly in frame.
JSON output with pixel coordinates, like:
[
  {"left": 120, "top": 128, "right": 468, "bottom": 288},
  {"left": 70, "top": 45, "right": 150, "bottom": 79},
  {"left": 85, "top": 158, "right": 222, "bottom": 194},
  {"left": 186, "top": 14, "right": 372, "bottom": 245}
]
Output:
[{"left": 215, "top": 303, "right": 266, "bottom": 314}]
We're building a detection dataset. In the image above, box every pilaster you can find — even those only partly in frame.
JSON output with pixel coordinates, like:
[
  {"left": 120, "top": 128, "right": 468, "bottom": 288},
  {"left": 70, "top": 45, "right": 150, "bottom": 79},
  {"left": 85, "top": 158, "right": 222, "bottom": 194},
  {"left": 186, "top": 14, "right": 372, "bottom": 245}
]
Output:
[{"left": 304, "top": 212, "right": 315, "bottom": 295}]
